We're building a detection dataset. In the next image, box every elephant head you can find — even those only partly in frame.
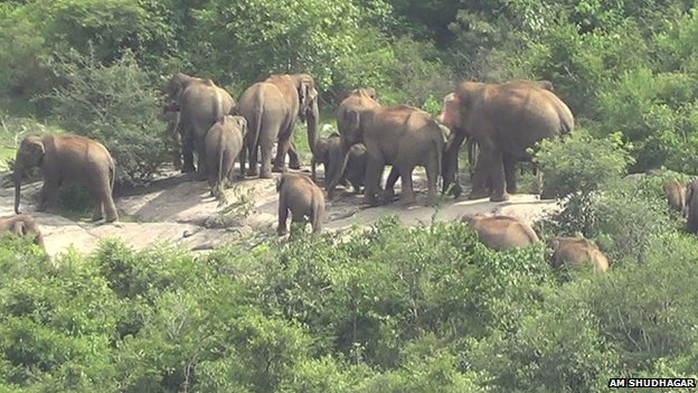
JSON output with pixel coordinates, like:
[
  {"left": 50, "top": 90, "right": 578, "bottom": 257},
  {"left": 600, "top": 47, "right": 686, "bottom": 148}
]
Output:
[
  {"left": 293, "top": 74, "right": 319, "bottom": 122},
  {"left": 164, "top": 72, "right": 197, "bottom": 110},
  {"left": 14, "top": 136, "right": 46, "bottom": 214},
  {"left": 229, "top": 115, "right": 248, "bottom": 138}
]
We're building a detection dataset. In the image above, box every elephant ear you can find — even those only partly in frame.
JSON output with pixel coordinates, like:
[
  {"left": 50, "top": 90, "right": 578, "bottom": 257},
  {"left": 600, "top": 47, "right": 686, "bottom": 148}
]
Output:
[
  {"left": 19, "top": 137, "right": 46, "bottom": 167},
  {"left": 297, "top": 75, "right": 318, "bottom": 116},
  {"left": 235, "top": 116, "right": 248, "bottom": 136}
]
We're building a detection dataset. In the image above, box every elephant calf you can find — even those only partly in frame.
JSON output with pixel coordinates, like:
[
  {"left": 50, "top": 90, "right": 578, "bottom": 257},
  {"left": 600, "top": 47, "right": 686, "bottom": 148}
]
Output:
[
  {"left": 461, "top": 213, "right": 539, "bottom": 251},
  {"left": 277, "top": 173, "right": 325, "bottom": 236},
  {"left": 311, "top": 134, "right": 340, "bottom": 182},
  {"left": 663, "top": 180, "right": 687, "bottom": 217},
  {"left": 14, "top": 134, "right": 119, "bottom": 223},
  {"left": 205, "top": 115, "right": 248, "bottom": 197},
  {"left": 549, "top": 236, "right": 609, "bottom": 273},
  {"left": 0, "top": 214, "right": 45, "bottom": 251}
]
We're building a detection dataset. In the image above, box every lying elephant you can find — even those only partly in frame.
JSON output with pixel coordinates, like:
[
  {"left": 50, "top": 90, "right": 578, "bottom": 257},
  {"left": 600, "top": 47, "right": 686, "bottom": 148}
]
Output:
[
  {"left": 204, "top": 115, "right": 248, "bottom": 198},
  {"left": 277, "top": 172, "right": 325, "bottom": 236},
  {"left": 663, "top": 179, "right": 687, "bottom": 217},
  {"left": 549, "top": 236, "right": 609, "bottom": 273},
  {"left": 461, "top": 213, "right": 540, "bottom": 251},
  {"left": 0, "top": 214, "right": 45, "bottom": 251},
  {"left": 14, "top": 134, "right": 119, "bottom": 223}
]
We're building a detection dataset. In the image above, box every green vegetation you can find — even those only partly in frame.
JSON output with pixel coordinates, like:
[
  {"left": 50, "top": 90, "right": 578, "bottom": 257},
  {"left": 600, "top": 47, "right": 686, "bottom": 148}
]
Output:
[{"left": 2, "top": 0, "right": 698, "bottom": 390}]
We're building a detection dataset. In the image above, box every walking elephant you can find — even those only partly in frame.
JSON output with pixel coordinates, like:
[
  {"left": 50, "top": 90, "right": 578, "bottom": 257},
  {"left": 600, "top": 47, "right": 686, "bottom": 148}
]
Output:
[
  {"left": 439, "top": 79, "right": 572, "bottom": 201},
  {"left": 14, "top": 134, "right": 119, "bottom": 222},
  {"left": 276, "top": 173, "right": 325, "bottom": 236},
  {"left": 461, "top": 213, "right": 540, "bottom": 251},
  {"left": 164, "top": 73, "right": 236, "bottom": 178},
  {"left": 331, "top": 91, "right": 443, "bottom": 206},
  {"left": 204, "top": 115, "right": 248, "bottom": 198},
  {"left": 549, "top": 236, "right": 609, "bottom": 273},
  {"left": 0, "top": 214, "right": 45, "bottom": 251},
  {"left": 237, "top": 73, "right": 319, "bottom": 179}
]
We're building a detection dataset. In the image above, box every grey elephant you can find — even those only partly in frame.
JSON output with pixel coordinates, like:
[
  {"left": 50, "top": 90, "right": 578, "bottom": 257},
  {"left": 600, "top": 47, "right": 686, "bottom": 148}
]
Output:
[
  {"left": 14, "top": 134, "right": 119, "bottom": 222},
  {"left": 328, "top": 89, "right": 443, "bottom": 206},
  {"left": 685, "top": 180, "right": 698, "bottom": 234},
  {"left": 277, "top": 172, "right": 325, "bottom": 236},
  {"left": 237, "top": 74, "right": 319, "bottom": 179},
  {"left": 461, "top": 213, "right": 539, "bottom": 251},
  {"left": 204, "top": 115, "right": 248, "bottom": 198},
  {"left": 663, "top": 179, "right": 687, "bottom": 217},
  {"left": 549, "top": 236, "right": 609, "bottom": 273},
  {"left": 439, "top": 79, "right": 572, "bottom": 201},
  {"left": 0, "top": 214, "right": 45, "bottom": 251},
  {"left": 164, "top": 73, "right": 236, "bottom": 178}
]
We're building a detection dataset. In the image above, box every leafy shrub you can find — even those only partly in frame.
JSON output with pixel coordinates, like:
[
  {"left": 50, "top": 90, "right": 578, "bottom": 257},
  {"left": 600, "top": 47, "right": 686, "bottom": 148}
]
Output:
[{"left": 45, "top": 47, "right": 170, "bottom": 186}]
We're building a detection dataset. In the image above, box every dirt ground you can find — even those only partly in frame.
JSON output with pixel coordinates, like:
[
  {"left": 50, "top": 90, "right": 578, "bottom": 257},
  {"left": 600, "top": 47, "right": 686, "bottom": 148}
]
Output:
[{"left": 0, "top": 165, "right": 561, "bottom": 258}]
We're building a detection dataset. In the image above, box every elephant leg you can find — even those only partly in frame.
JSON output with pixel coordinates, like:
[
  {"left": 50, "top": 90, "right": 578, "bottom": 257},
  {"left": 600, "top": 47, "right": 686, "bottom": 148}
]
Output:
[
  {"left": 38, "top": 178, "right": 60, "bottom": 213},
  {"left": 396, "top": 165, "right": 416, "bottom": 206},
  {"left": 364, "top": 152, "right": 384, "bottom": 207},
  {"left": 90, "top": 187, "right": 104, "bottom": 222},
  {"left": 101, "top": 184, "right": 119, "bottom": 222},
  {"left": 260, "top": 143, "right": 274, "bottom": 179},
  {"left": 425, "top": 159, "right": 440, "bottom": 206},
  {"left": 193, "top": 136, "right": 208, "bottom": 181},
  {"left": 277, "top": 202, "right": 289, "bottom": 236},
  {"left": 181, "top": 135, "right": 195, "bottom": 173},
  {"left": 384, "top": 167, "right": 400, "bottom": 203},
  {"left": 273, "top": 137, "right": 292, "bottom": 173},
  {"left": 248, "top": 144, "right": 260, "bottom": 177},
  {"left": 287, "top": 140, "right": 301, "bottom": 170},
  {"left": 485, "top": 149, "right": 508, "bottom": 202},
  {"left": 503, "top": 153, "right": 518, "bottom": 194},
  {"left": 468, "top": 156, "right": 491, "bottom": 200}
]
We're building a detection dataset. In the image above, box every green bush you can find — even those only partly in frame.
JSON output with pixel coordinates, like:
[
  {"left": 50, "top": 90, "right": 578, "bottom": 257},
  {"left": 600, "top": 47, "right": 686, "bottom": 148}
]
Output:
[{"left": 44, "top": 47, "right": 170, "bottom": 186}]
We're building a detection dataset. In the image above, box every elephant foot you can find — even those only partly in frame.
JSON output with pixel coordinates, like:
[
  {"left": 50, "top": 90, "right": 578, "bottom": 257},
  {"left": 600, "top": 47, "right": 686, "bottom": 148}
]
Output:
[
  {"left": 272, "top": 165, "right": 287, "bottom": 173},
  {"left": 468, "top": 189, "right": 491, "bottom": 200},
  {"left": 247, "top": 168, "right": 259, "bottom": 177},
  {"left": 489, "top": 192, "right": 510, "bottom": 202},
  {"left": 90, "top": 214, "right": 104, "bottom": 222},
  {"left": 260, "top": 171, "right": 274, "bottom": 179},
  {"left": 181, "top": 165, "right": 196, "bottom": 174},
  {"left": 289, "top": 162, "right": 301, "bottom": 170},
  {"left": 277, "top": 227, "right": 288, "bottom": 236},
  {"left": 506, "top": 186, "right": 518, "bottom": 194},
  {"left": 105, "top": 215, "right": 119, "bottom": 223},
  {"left": 396, "top": 196, "right": 417, "bottom": 207},
  {"left": 448, "top": 183, "right": 463, "bottom": 198},
  {"left": 364, "top": 194, "right": 381, "bottom": 207},
  {"left": 424, "top": 194, "right": 438, "bottom": 206}
]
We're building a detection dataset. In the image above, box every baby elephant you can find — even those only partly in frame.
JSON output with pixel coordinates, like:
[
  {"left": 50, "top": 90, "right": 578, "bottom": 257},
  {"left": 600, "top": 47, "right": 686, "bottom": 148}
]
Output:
[
  {"left": 0, "top": 214, "right": 45, "bottom": 250},
  {"left": 205, "top": 115, "right": 248, "bottom": 197},
  {"left": 461, "top": 213, "right": 539, "bottom": 251},
  {"left": 326, "top": 142, "right": 367, "bottom": 195},
  {"left": 549, "top": 237, "right": 609, "bottom": 273},
  {"left": 277, "top": 173, "right": 326, "bottom": 236},
  {"left": 663, "top": 180, "right": 687, "bottom": 217}
]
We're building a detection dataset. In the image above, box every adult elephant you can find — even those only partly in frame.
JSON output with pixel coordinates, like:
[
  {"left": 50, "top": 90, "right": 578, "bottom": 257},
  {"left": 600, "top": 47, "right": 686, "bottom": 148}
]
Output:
[
  {"left": 330, "top": 91, "right": 443, "bottom": 206},
  {"left": 164, "top": 73, "right": 236, "bottom": 179},
  {"left": 440, "top": 80, "right": 574, "bottom": 202},
  {"left": 14, "top": 134, "right": 119, "bottom": 222},
  {"left": 237, "top": 73, "right": 319, "bottom": 179},
  {"left": 440, "top": 79, "right": 558, "bottom": 197}
]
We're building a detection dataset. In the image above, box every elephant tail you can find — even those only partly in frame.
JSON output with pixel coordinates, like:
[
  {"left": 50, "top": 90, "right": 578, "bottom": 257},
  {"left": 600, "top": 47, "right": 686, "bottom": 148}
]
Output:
[
  {"left": 108, "top": 157, "right": 116, "bottom": 192},
  {"left": 213, "top": 85, "right": 224, "bottom": 124},
  {"left": 216, "top": 132, "right": 225, "bottom": 197}
]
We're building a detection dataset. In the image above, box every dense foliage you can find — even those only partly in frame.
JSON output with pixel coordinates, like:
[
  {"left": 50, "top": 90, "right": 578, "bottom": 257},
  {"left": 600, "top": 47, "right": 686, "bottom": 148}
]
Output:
[
  {"left": 3, "top": 0, "right": 698, "bottom": 181},
  {"left": 1, "top": 183, "right": 697, "bottom": 392}
]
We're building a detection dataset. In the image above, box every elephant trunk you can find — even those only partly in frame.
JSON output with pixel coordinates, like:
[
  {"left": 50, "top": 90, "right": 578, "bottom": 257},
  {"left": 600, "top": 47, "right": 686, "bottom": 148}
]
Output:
[
  {"left": 306, "top": 100, "right": 319, "bottom": 155},
  {"left": 442, "top": 131, "right": 466, "bottom": 194},
  {"left": 13, "top": 169, "right": 22, "bottom": 214}
]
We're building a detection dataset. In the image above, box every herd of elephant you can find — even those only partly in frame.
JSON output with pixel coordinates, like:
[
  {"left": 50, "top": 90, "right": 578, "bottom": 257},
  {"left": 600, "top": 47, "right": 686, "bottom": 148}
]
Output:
[{"left": 1, "top": 71, "right": 613, "bottom": 272}]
